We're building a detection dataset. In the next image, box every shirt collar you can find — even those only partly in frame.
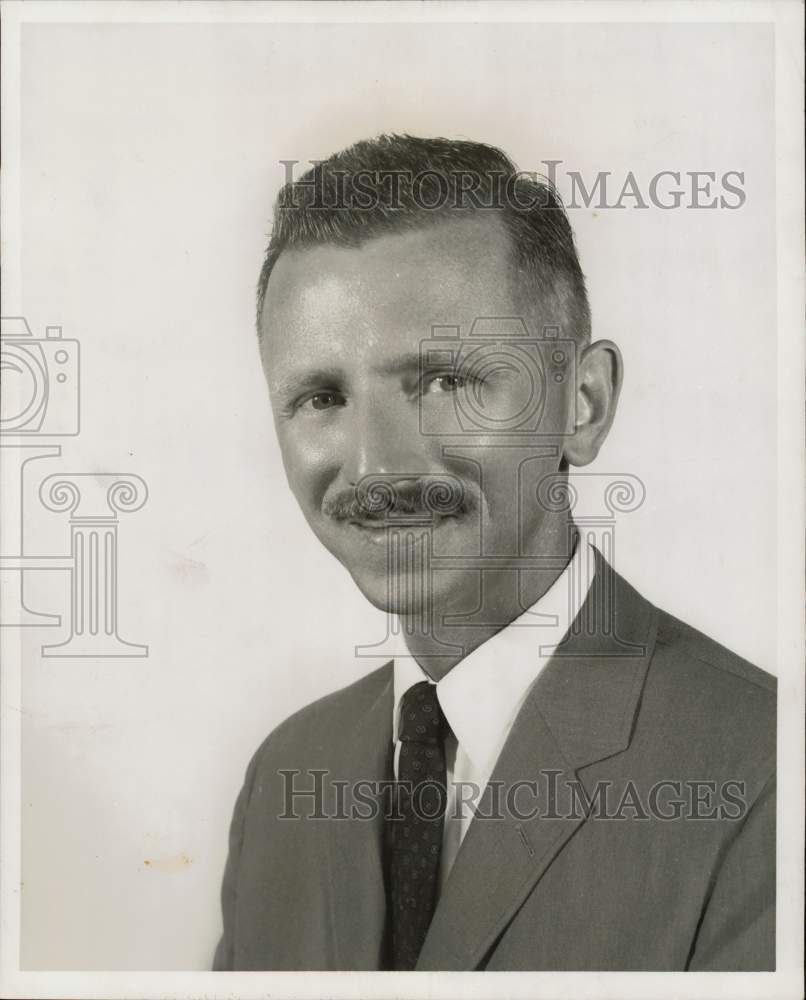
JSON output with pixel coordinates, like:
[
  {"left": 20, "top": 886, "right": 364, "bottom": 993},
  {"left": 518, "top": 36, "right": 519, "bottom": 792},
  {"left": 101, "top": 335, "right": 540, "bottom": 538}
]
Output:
[{"left": 392, "top": 534, "right": 595, "bottom": 778}]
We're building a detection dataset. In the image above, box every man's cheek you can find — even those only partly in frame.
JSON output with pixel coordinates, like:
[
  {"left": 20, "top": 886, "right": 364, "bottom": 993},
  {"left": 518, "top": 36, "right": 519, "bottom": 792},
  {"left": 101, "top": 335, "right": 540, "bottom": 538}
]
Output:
[
  {"left": 289, "top": 466, "right": 328, "bottom": 521},
  {"left": 300, "top": 470, "right": 340, "bottom": 532},
  {"left": 277, "top": 431, "right": 325, "bottom": 498}
]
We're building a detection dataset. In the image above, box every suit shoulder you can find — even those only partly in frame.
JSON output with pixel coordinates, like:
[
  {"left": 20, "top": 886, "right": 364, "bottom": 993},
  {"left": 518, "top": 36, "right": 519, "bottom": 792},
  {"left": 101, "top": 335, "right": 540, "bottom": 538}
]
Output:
[
  {"left": 646, "top": 610, "right": 776, "bottom": 774},
  {"left": 631, "top": 609, "right": 776, "bottom": 793},
  {"left": 247, "top": 662, "right": 392, "bottom": 770},
  {"left": 654, "top": 610, "right": 776, "bottom": 697}
]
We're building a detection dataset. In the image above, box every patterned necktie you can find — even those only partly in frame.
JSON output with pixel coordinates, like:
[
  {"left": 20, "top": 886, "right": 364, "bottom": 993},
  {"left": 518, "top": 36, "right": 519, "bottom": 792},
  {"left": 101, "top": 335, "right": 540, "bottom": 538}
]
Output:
[{"left": 388, "top": 680, "right": 449, "bottom": 971}]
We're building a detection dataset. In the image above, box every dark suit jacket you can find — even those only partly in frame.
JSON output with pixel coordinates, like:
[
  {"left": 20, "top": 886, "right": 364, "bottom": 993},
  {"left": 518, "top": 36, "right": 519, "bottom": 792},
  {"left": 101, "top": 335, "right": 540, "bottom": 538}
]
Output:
[{"left": 214, "top": 556, "right": 776, "bottom": 971}]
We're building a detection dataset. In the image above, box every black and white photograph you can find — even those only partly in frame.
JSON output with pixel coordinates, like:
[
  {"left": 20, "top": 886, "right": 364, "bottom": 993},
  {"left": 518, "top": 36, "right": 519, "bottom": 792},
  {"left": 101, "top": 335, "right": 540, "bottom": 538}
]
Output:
[{"left": 0, "top": 2, "right": 803, "bottom": 998}]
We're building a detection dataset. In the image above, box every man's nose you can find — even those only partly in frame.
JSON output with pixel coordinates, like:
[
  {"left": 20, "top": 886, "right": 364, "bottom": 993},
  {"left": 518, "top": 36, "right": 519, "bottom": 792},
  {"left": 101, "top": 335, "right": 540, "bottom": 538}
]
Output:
[{"left": 343, "top": 399, "right": 426, "bottom": 487}]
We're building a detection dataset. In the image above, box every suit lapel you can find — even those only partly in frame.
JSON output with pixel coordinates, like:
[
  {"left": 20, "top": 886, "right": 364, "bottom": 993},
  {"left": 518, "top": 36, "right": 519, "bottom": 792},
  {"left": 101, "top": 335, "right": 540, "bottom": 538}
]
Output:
[
  {"left": 415, "top": 697, "right": 582, "bottom": 971},
  {"left": 416, "top": 553, "right": 660, "bottom": 970},
  {"left": 327, "top": 664, "right": 394, "bottom": 969}
]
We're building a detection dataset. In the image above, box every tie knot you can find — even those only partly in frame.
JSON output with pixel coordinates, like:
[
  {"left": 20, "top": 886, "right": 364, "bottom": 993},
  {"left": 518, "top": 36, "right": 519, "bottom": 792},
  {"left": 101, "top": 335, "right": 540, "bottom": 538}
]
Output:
[{"left": 398, "top": 680, "right": 445, "bottom": 744}]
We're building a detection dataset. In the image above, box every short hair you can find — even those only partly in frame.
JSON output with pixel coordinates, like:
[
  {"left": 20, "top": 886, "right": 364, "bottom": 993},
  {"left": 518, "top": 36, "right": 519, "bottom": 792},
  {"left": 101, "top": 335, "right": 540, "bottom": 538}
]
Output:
[{"left": 256, "top": 134, "right": 591, "bottom": 343}]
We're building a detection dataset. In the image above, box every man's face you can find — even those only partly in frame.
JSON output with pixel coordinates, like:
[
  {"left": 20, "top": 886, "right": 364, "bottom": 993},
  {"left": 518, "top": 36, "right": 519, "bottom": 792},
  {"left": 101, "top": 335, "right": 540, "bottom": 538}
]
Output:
[{"left": 260, "top": 216, "right": 575, "bottom": 616}]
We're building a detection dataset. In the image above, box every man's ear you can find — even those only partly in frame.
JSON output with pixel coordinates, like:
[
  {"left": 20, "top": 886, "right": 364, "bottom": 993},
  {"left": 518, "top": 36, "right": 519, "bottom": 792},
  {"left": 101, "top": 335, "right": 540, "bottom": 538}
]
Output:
[{"left": 562, "top": 340, "right": 623, "bottom": 467}]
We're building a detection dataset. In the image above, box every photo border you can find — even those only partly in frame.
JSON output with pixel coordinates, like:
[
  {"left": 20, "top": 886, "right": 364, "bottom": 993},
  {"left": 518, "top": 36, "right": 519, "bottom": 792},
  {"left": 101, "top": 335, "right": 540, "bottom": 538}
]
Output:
[{"left": 1, "top": 1, "right": 802, "bottom": 998}]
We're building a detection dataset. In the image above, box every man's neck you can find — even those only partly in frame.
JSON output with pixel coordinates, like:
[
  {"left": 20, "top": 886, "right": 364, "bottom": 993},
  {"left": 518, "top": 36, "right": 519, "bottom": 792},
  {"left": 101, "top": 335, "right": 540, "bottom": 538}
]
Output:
[{"left": 398, "top": 520, "right": 578, "bottom": 681}]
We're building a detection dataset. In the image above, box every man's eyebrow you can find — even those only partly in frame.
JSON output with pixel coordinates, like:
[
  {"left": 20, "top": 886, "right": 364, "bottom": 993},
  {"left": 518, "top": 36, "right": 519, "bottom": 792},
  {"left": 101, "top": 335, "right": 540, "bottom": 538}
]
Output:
[
  {"left": 271, "top": 352, "right": 457, "bottom": 396},
  {"left": 271, "top": 368, "right": 346, "bottom": 398},
  {"left": 380, "top": 351, "right": 455, "bottom": 375}
]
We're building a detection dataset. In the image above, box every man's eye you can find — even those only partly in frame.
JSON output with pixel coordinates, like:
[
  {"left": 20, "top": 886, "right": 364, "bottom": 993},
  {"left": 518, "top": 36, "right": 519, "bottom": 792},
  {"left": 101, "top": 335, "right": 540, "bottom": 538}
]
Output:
[
  {"left": 424, "top": 373, "right": 466, "bottom": 394},
  {"left": 299, "top": 391, "right": 345, "bottom": 412}
]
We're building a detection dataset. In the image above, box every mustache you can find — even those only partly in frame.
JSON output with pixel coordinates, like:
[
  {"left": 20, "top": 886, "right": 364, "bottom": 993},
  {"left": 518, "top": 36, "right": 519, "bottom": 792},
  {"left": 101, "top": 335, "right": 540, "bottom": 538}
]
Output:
[{"left": 322, "top": 476, "right": 473, "bottom": 522}]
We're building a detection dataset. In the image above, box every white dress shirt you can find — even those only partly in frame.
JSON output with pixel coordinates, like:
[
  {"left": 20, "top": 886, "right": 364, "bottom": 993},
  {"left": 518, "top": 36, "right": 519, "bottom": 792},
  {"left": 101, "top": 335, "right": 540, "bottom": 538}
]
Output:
[{"left": 392, "top": 536, "right": 595, "bottom": 892}]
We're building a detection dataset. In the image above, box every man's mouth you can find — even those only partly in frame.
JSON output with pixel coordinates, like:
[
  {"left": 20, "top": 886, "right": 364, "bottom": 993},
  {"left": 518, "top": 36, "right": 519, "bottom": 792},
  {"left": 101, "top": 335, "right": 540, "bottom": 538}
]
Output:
[{"left": 346, "top": 514, "right": 461, "bottom": 538}]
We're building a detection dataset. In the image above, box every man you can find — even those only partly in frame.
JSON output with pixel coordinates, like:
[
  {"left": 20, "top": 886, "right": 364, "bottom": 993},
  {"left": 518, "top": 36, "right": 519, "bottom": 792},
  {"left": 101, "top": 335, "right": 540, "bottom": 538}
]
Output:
[{"left": 214, "top": 135, "right": 775, "bottom": 971}]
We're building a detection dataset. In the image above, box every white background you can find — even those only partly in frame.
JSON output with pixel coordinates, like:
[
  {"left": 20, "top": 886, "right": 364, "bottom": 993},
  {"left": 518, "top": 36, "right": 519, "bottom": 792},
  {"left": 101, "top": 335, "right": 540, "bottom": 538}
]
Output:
[{"left": 9, "top": 15, "right": 782, "bottom": 972}]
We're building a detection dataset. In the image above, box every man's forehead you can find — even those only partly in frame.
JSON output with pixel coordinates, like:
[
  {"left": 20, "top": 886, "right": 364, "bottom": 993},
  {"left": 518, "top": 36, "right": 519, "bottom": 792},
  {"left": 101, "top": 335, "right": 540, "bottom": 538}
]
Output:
[{"left": 260, "top": 213, "right": 516, "bottom": 330}]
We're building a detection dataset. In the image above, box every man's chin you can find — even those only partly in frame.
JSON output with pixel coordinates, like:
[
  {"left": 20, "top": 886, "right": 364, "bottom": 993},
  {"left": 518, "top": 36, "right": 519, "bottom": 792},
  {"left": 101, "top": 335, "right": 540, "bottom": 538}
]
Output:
[
  {"left": 347, "top": 569, "right": 431, "bottom": 616},
  {"left": 345, "top": 564, "right": 472, "bottom": 619},
  {"left": 320, "top": 523, "right": 477, "bottom": 615}
]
